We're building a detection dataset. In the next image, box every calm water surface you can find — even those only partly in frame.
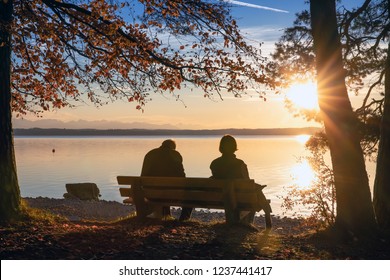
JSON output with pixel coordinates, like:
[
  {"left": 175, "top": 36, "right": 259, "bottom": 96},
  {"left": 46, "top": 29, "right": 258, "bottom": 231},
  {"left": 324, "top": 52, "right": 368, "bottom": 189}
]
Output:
[{"left": 14, "top": 135, "right": 377, "bottom": 217}]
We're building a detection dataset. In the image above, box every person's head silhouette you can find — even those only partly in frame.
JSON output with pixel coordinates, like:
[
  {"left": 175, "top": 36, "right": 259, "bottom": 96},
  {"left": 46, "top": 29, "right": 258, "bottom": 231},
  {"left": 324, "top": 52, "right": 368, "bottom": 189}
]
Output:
[
  {"left": 161, "top": 139, "right": 176, "bottom": 150},
  {"left": 219, "top": 135, "right": 237, "bottom": 154}
]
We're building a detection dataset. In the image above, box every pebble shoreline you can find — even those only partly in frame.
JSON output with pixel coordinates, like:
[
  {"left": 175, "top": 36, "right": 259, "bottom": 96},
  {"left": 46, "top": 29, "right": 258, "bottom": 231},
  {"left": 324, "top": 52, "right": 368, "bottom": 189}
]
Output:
[
  {"left": 23, "top": 197, "right": 226, "bottom": 222},
  {"left": 23, "top": 197, "right": 306, "bottom": 234}
]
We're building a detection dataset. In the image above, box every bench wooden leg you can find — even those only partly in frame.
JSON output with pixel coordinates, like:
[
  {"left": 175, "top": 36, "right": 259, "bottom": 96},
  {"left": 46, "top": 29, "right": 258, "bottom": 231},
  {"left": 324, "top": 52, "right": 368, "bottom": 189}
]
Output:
[
  {"left": 132, "top": 183, "right": 152, "bottom": 219},
  {"left": 223, "top": 182, "right": 239, "bottom": 225},
  {"left": 225, "top": 209, "right": 240, "bottom": 225},
  {"left": 265, "top": 212, "right": 272, "bottom": 229}
]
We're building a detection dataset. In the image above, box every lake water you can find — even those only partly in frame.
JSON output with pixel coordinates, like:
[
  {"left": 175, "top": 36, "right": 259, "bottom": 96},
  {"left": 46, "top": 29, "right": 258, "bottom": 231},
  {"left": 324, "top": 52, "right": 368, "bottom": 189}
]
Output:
[{"left": 14, "top": 135, "right": 377, "bottom": 217}]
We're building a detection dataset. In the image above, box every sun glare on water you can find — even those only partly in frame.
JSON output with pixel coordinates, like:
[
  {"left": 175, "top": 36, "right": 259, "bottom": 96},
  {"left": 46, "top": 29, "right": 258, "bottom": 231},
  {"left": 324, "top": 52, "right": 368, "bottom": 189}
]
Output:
[
  {"left": 290, "top": 161, "right": 316, "bottom": 189},
  {"left": 285, "top": 82, "right": 319, "bottom": 110},
  {"left": 295, "top": 134, "right": 311, "bottom": 144}
]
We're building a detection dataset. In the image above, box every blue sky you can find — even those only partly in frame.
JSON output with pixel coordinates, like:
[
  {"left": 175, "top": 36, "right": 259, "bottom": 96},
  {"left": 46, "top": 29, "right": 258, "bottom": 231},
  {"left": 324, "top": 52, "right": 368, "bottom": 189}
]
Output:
[{"left": 14, "top": 0, "right": 365, "bottom": 130}]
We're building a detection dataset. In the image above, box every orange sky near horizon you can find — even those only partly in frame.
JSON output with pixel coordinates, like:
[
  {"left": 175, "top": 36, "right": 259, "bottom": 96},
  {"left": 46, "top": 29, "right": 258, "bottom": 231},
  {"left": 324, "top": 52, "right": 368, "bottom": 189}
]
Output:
[
  {"left": 14, "top": 87, "right": 322, "bottom": 129},
  {"left": 15, "top": 78, "right": 371, "bottom": 130}
]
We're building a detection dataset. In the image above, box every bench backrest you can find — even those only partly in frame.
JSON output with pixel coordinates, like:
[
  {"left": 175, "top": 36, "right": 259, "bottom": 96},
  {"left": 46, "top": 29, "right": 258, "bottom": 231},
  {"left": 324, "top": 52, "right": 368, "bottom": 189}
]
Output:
[{"left": 117, "top": 176, "right": 261, "bottom": 210}]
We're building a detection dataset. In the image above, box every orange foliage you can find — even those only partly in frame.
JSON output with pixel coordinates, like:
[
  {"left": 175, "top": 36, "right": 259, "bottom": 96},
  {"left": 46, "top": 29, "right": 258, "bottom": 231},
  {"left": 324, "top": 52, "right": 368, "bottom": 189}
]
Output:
[{"left": 10, "top": 0, "right": 268, "bottom": 115}]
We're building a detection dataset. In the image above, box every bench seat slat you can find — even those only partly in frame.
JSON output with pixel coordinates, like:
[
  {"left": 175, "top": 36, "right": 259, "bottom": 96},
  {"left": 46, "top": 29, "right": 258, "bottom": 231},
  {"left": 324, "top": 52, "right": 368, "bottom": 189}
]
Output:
[
  {"left": 122, "top": 187, "right": 261, "bottom": 205},
  {"left": 117, "top": 176, "right": 254, "bottom": 189},
  {"left": 143, "top": 189, "right": 223, "bottom": 203},
  {"left": 235, "top": 193, "right": 260, "bottom": 204},
  {"left": 119, "top": 187, "right": 132, "bottom": 197}
]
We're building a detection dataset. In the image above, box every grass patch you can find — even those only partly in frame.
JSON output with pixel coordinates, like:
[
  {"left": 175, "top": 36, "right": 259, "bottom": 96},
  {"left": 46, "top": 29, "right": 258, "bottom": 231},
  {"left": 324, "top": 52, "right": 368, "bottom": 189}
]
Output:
[{"left": 19, "top": 198, "right": 67, "bottom": 224}]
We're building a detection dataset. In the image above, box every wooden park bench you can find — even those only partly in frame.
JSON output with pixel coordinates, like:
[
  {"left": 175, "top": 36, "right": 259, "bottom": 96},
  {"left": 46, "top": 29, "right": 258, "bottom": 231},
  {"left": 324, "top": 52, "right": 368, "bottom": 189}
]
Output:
[{"left": 117, "top": 176, "right": 272, "bottom": 228}]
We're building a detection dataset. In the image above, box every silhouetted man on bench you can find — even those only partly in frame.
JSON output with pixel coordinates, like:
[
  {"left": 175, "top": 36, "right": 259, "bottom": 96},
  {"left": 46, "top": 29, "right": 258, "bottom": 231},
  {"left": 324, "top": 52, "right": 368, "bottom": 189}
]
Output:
[{"left": 141, "top": 139, "right": 192, "bottom": 221}]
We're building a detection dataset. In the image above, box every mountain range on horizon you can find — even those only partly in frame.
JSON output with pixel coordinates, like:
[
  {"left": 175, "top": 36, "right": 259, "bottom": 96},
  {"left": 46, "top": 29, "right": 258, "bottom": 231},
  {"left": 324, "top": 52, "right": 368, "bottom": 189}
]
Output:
[
  {"left": 12, "top": 118, "right": 180, "bottom": 130},
  {"left": 13, "top": 118, "right": 321, "bottom": 132},
  {"left": 14, "top": 127, "right": 321, "bottom": 136}
]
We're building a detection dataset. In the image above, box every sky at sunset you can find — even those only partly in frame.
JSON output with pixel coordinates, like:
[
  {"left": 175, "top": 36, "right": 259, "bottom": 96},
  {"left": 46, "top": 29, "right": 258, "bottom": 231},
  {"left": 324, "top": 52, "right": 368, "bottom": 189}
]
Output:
[{"left": 14, "top": 0, "right": 365, "bottom": 130}]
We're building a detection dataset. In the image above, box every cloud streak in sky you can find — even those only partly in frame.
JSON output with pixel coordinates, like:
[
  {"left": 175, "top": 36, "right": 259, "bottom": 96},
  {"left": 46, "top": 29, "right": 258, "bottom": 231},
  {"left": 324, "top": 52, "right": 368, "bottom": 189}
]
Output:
[{"left": 223, "top": 0, "right": 289, "bottom": 13}]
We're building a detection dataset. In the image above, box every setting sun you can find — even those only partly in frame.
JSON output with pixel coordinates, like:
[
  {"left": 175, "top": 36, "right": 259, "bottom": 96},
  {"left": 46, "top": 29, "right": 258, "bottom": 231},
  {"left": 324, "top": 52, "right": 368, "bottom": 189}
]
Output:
[{"left": 285, "top": 82, "right": 319, "bottom": 110}]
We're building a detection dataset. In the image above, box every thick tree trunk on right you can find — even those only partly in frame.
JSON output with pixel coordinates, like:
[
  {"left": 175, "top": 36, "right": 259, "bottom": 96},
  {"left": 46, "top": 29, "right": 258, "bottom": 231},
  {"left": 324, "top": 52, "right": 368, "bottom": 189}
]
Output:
[
  {"left": 373, "top": 37, "right": 390, "bottom": 229},
  {"left": 310, "top": 0, "right": 376, "bottom": 234},
  {"left": 0, "top": 0, "right": 21, "bottom": 222}
]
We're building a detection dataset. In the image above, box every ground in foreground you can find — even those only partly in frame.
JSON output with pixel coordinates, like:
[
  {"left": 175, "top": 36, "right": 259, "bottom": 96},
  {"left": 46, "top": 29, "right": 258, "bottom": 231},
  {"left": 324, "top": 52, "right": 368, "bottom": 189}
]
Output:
[
  {"left": 1, "top": 215, "right": 389, "bottom": 260},
  {"left": 1, "top": 198, "right": 390, "bottom": 259}
]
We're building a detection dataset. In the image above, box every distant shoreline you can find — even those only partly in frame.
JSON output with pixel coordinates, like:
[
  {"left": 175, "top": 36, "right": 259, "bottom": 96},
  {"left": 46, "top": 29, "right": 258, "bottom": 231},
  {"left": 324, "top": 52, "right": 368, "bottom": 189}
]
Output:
[{"left": 14, "top": 127, "right": 320, "bottom": 136}]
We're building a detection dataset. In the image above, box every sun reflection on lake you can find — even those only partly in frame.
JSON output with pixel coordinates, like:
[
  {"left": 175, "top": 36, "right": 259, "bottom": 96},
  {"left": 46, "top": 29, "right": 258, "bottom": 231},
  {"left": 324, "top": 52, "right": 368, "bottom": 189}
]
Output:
[
  {"left": 290, "top": 160, "right": 316, "bottom": 189},
  {"left": 294, "top": 134, "right": 311, "bottom": 145}
]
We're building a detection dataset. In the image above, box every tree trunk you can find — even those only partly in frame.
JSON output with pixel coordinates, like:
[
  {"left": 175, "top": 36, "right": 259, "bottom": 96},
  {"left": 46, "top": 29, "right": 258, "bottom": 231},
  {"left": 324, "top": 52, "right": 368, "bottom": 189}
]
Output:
[
  {"left": 0, "top": 0, "right": 21, "bottom": 222},
  {"left": 310, "top": 0, "right": 376, "bottom": 234},
  {"left": 373, "top": 36, "right": 390, "bottom": 229}
]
